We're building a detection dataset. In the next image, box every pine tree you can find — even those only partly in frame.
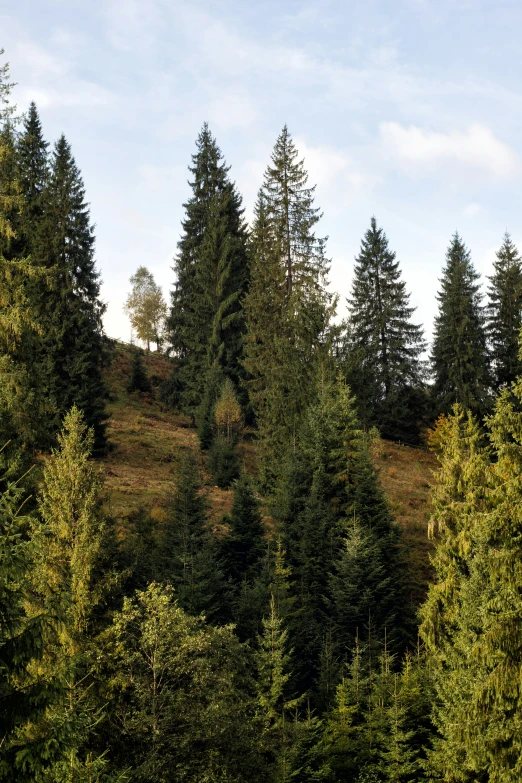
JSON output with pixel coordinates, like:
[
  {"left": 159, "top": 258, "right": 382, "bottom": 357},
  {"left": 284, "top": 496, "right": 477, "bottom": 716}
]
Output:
[
  {"left": 243, "top": 128, "right": 335, "bottom": 477},
  {"left": 35, "top": 135, "right": 108, "bottom": 450},
  {"left": 167, "top": 124, "right": 249, "bottom": 416},
  {"left": 346, "top": 217, "right": 427, "bottom": 442},
  {"left": 127, "top": 350, "right": 151, "bottom": 394},
  {"left": 430, "top": 233, "right": 490, "bottom": 417},
  {"left": 487, "top": 232, "right": 522, "bottom": 389}
]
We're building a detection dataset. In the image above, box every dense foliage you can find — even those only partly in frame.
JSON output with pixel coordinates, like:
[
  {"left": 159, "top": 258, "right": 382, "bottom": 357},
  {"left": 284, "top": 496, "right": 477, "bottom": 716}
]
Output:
[{"left": 3, "top": 49, "right": 522, "bottom": 782}]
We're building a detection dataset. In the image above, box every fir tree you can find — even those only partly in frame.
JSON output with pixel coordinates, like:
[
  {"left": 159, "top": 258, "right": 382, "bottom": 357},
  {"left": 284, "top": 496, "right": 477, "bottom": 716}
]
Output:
[
  {"left": 346, "top": 217, "right": 427, "bottom": 442},
  {"left": 430, "top": 233, "right": 490, "bottom": 417},
  {"left": 243, "top": 128, "right": 335, "bottom": 478},
  {"left": 35, "top": 135, "right": 108, "bottom": 450},
  {"left": 127, "top": 350, "right": 151, "bottom": 394},
  {"left": 167, "top": 124, "right": 249, "bottom": 416},
  {"left": 487, "top": 232, "right": 522, "bottom": 389}
]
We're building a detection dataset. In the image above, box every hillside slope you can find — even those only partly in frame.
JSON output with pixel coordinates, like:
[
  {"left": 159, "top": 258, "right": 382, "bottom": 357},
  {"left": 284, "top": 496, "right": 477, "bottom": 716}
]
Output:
[{"left": 102, "top": 344, "right": 436, "bottom": 589}]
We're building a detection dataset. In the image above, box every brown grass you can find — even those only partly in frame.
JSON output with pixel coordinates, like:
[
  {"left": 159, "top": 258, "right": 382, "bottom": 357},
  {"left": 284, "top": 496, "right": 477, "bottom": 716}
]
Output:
[{"left": 102, "top": 344, "right": 436, "bottom": 596}]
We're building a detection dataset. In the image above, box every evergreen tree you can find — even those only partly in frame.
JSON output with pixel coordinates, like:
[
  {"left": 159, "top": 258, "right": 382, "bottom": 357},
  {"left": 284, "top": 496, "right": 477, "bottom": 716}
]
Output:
[
  {"left": 430, "top": 233, "right": 490, "bottom": 417},
  {"left": 243, "top": 127, "right": 335, "bottom": 477},
  {"left": 0, "top": 473, "right": 48, "bottom": 780},
  {"left": 127, "top": 350, "right": 151, "bottom": 394},
  {"left": 346, "top": 217, "right": 427, "bottom": 442},
  {"left": 159, "top": 453, "right": 228, "bottom": 621},
  {"left": 35, "top": 135, "right": 108, "bottom": 450},
  {"left": 105, "top": 583, "right": 264, "bottom": 782},
  {"left": 487, "top": 232, "right": 522, "bottom": 389},
  {"left": 167, "top": 124, "right": 249, "bottom": 416},
  {"left": 20, "top": 407, "right": 116, "bottom": 779},
  {"left": 221, "top": 474, "right": 265, "bottom": 585},
  {"left": 17, "top": 101, "right": 48, "bottom": 250},
  {"left": 0, "top": 57, "right": 50, "bottom": 457}
]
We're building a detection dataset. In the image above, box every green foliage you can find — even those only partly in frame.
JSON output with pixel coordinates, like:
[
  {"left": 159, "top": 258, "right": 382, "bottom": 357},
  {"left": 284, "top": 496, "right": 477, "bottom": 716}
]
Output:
[
  {"left": 0, "top": 469, "right": 48, "bottom": 780},
  {"left": 221, "top": 474, "right": 265, "bottom": 584},
  {"left": 104, "top": 583, "right": 264, "bottom": 782},
  {"left": 345, "top": 217, "right": 427, "bottom": 442},
  {"left": 487, "top": 232, "right": 522, "bottom": 388},
  {"left": 124, "top": 266, "right": 166, "bottom": 351},
  {"left": 34, "top": 135, "right": 108, "bottom": 450},
  {"left": 243, "top": 128, "right": 335, "bottom": 480},
  {"left": 15, "top": 407, "right": 117, "bottom": 780},
  {"left": 430, "top": 233, "right": 490, "bottom": 418},
  {"left": 419, "top": 387, "right": 522, "bottom": 781},
  {"left": 126, "top": 350, "right": 151, "bottom": 395},
  {"left": 159, "top": 453, "right": 229, "bottom": 621},
  {"left": 167, "top": 123, "right": 249, "bottom": 416}
]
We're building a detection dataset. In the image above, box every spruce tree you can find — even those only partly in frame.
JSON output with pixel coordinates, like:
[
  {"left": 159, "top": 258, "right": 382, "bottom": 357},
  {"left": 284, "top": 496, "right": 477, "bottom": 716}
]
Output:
[
  {"left": 430, "top": 233, "right": 490, "bottom": 417},
  {"left": 243, "top": 127, "right": 335, "bottom": 477},
  {"left": 167, "top": 124, "right": 249, "bottom": 416},
  {"left": 21, "top": 407, "right": 116, "bottom": 779},
  {"left": 0, "top": 474, "right": 48, "bottom": 781},
  {"left": 487, "top": 232, "right": 522, "bottom": 389},
  {"left": 35, "top": 135, "right": 108, "bottom": 450},
  {"left": 160, "top": 453, "right": 228, "bottom": 621},
  {"left": 221, "top": 474, "right": 265, "bottom": 585},
  {"left": 346, "top": 217, "right": 427, "bottom": 442},
  {"left": 127, "top": 350, "right": 151, "bottom": 394},
  {"left": 17, "top": 101, "right": 48, "bottom": 250},
  {"left": 0, "top": 58, "right": 50, "bottom": 456}
]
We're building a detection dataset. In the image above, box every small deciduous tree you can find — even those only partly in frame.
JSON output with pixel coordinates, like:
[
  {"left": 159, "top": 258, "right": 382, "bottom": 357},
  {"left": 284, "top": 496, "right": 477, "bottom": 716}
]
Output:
[{"left": 124, "top": 267, "right": 167, "bottom": 352}]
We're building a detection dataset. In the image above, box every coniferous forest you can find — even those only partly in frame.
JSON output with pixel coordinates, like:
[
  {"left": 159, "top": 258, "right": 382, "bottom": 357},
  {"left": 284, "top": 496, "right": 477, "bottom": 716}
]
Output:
[{"left": 4, "top": 50, "right": 522, "bottom": 782}]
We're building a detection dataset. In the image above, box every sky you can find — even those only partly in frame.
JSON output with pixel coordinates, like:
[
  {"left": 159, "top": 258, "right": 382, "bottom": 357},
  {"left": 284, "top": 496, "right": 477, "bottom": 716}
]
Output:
[{"left": 2, "top": 0, "right": 522, "bottom": 345}]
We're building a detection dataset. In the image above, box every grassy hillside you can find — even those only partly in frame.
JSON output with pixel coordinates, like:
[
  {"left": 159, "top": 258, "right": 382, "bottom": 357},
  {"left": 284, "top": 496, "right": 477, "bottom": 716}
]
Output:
[{"left": 102, "top": 343, "right": 436, "bottom": 591}]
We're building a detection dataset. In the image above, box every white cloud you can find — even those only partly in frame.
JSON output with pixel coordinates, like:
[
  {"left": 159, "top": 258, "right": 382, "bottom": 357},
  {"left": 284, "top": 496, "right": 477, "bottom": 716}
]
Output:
[
  {"left": 463, "top": 202, "right": 482, "bottom": 216},
  {"left": 380, "top": 122, "right": 520, "bottom": 180}
]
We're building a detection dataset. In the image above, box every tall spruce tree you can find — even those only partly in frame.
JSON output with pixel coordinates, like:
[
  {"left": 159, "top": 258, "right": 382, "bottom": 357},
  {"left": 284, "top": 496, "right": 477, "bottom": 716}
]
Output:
[
  {"left": 17, "top": 101, "right": 48, "bottom": 251},
  {"left": 167, "top": 124, "right": 249, "bottom": 416},
  {"left": 487, "top": 232, "right": 522, "bottom": 389},
  {"left": 430, "top": 233, "right": 490, "bottom": 417},
  {"left": 243, "top": 127, "right": 335, "bottom": 477},
  {"left": 346, "top": 217, "right": 427, "bottom": 442},
  {"left": 35, "top": 135, "right": 108, "bottom": 450}
]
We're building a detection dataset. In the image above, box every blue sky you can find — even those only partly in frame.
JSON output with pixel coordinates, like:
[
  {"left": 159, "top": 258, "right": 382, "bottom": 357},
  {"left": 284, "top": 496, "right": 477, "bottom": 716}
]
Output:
[{"left": 2, "top": 0, "right": 522, "bottom": 344}]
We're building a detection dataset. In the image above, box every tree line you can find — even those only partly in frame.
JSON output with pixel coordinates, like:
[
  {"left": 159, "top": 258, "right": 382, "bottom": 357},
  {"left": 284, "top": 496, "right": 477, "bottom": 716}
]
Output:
[{"left": 3, "top": 50, "right": 522, "bottom": 781}]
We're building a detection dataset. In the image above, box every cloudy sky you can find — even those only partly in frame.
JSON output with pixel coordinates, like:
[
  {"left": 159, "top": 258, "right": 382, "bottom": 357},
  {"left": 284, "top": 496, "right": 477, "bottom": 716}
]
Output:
[{"left": 2, "top": 0, "right": 521, "bottom": 344}]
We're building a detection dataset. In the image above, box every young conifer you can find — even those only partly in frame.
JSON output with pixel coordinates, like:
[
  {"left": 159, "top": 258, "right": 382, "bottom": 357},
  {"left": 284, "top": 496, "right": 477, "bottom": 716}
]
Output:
[{"left": 127, "top": 350, "right": 151, "bottom": 394}]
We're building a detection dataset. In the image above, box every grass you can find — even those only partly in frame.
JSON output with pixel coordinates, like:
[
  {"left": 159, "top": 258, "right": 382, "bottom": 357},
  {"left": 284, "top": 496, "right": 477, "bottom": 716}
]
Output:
[{"left": 102, "top": 343, "right": 436, "bottom": 596}]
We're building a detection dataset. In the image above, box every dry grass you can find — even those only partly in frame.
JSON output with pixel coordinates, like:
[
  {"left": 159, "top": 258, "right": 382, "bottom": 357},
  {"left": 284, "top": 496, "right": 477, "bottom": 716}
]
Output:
[
  {"left": 102, "top": 344, "right": 436, "bottom": 596},
  {"left": 103, "top": 345, "right": 231, "bottom": 522},
  {"left": 373, "top": 440, "right": 437, "bottom": 600}
]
